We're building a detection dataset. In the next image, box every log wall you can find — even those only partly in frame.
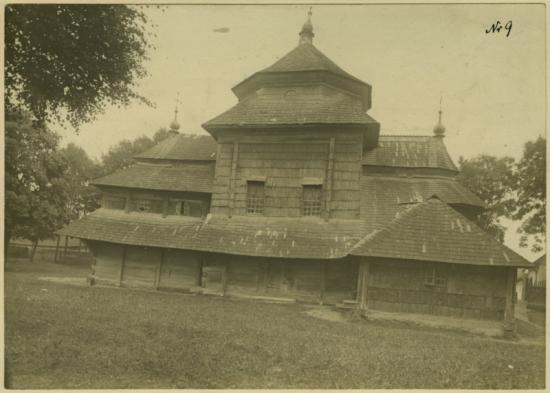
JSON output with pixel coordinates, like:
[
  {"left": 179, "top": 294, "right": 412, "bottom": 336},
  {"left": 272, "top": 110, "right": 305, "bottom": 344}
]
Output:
[{"left": 365, "top": 257, "right": 509, "bottom": 320}]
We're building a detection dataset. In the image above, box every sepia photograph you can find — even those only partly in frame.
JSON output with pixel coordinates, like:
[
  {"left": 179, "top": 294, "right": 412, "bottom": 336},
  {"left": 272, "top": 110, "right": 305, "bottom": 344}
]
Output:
[{"left": 3, "top": 2, "right": 547, "bottom": 389}]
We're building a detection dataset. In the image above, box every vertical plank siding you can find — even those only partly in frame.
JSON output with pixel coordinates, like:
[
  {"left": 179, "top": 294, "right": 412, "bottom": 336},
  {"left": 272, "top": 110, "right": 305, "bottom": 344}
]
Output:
[
  {"left": 211, "top": 130, "right": 362, "bottom": 219},
  {"left": 90, "top": 241, "right": 357, "bottom": 304}
]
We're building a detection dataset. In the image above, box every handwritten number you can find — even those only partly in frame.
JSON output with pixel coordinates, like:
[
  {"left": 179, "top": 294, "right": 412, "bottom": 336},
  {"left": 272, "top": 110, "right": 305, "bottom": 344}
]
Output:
[
  {"left": 505, "top": 20, "right": 512, "bottom": 37},
  {"left": 485, "top": 20, "right": 512, "bottom": 37}
]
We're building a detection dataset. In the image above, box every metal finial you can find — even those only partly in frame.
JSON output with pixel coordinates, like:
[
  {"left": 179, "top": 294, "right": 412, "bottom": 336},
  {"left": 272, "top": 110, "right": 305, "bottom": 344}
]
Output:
[
  {"left": 299, "top": 7, "right": 315, "bottom": 44},
  {"left": 169, "top": 92, "right": 181, "bottom": 132},
  {"left": 433, "top": 95, "right": 445, "bottom": 137}
]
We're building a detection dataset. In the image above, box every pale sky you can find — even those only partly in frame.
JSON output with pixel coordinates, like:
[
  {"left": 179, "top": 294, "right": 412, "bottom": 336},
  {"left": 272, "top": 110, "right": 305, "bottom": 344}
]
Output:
[{"left": 53, "top": 4, "right": 546, "bottom": 260}]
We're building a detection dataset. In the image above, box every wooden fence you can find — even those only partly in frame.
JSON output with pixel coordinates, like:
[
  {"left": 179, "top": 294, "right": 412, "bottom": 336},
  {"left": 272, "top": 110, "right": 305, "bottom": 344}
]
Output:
[
  {"left": 7, "top": 236, "right": 93, "bottom": 264},
  {"left": 525, "top": 280, "right": 546, "bottom": 311}
]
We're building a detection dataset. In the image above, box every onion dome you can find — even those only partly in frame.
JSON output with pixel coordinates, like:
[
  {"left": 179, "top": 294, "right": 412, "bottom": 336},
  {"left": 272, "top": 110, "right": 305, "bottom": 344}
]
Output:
[
  {"left": 299, "top": 8, "right": 314, "bottom": 44},
  {"left": 170, "top": 118, "right": 180, "bottom": 132},
  {"left": 169, "top": 103, "right": 180, "bottom": 133},
  {"left": 433, "top": 102, "right": 445, "bottom": 137}
]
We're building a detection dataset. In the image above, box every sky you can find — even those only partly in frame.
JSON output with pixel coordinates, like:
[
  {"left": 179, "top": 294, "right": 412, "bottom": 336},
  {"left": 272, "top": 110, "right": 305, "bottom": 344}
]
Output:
[{"left": 54, "top": 4, "right": 546, "bottom": 260}]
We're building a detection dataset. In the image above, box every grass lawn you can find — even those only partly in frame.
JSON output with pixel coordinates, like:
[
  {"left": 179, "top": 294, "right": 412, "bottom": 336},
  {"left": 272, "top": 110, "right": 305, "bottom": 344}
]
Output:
[{"left": 4, "top": 259, "right": 546, "bottom": 389}]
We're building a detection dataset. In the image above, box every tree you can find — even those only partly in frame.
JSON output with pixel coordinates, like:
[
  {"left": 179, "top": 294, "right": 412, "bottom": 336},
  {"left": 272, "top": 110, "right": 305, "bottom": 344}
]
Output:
[
  {"left": 456, "top": 155, "right": 516, "bottom": 242},
  {"left": 5, "top": 114, "right": 71, "bottom": 261},
  {"left": 5, "top": 4, "right": 153, "bottom": 128},
  {"left": 61, "top": 143, "right": 102, "bottom": 219},
  {"left": 512, "top": 136, "right": 546, "bottom": 252}
]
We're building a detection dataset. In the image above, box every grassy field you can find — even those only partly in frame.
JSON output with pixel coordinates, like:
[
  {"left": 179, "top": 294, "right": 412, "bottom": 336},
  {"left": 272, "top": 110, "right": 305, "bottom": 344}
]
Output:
[{"left": 4, "top": 259, "right": 546, "bottom": 389}]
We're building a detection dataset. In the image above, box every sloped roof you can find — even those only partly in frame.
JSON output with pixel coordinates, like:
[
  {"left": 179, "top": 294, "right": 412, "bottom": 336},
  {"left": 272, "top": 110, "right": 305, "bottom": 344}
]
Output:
[
  {"left": 134, "top": 133, "right": 216, "bottom": 161},
  {"left": 363, "top": 135, "right": 457, "bottom": 171},
  {"left": 258, "top": 42, "right": 366, "bottom": 85},
  {"left": 91, "top": 162, "right": 214, "bottom": 193},
  {"left": 203, "top": 90, "right": 378, "bottom": 129},
  {"left": 58, "top": 209, "right": 363, "bottom": 259},
  {"left": 534, "top": 254, "right": 546, "bottom": 266},
  {"left": 351, "top": 198, "right": 530, "bottom": 267},
  {"left": 358, "top": 175, "right": 485, "bottom": 240}
]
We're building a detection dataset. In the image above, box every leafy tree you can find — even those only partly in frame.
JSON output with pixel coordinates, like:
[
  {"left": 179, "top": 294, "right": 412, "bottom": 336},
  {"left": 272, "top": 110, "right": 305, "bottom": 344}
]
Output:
[
  {"left": 5, "top": 114, "right": 71, "bottom": 261},
  {"left": 61, "top": 143, "right": 102, "bottom": 219},
  {"left": 456, "top": 155, "right": 516, "bottom": 242},
  {"left": 5, "top": 4, "right": 153, "bottom": 128},
  {"left": 512, "top": 136, "right": 546, "bottom": 252},
  {"left": 100, "top": 136, "right": 155, "bottom": 176},
  {"left": 99, "top": 128, "right": 173, "bottom": 175}
]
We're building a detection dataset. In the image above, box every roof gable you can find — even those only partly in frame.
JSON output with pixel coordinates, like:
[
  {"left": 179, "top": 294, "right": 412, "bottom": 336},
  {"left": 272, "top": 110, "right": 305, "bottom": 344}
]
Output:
[{"left": 352, "top": 198, "right": 530, "bottom": 267}]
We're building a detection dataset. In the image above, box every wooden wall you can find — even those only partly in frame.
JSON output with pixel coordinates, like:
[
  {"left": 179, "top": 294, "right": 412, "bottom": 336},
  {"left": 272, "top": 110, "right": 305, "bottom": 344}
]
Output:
[
  {"left": 365, "top": 258, "right": 509, "bottom": 320},
  {"left": 211, "top": 129, "right": 363, "bottom": 219},
  {"left": 90, "top": 241, "right": 357, "bottom": 304}
]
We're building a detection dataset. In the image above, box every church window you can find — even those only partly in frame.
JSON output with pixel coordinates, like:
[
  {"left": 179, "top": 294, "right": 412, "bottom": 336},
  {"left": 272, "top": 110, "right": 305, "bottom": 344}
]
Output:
[
  {"left": 246, "top": 181, "right": 265, "bottom": 214},
  {"left": 302, "top": 185, "right": 322, "bottom": 217},
  {"left": 424, "top": 264, "right": 447, "bottom": 291}
]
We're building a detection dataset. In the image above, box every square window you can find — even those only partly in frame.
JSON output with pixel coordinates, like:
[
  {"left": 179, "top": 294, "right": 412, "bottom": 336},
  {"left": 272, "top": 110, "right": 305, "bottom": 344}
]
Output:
[
  {"left": 425, "top": 265, "right": 447, "bottom": 291},
  {"left": 303, "top": 185, "right": 322, "bottom": 216},
  {"left": 102, "top": 196, "right": 126, "bottom": 210},
  {"left": 168, "top": 200, "right": 204, "bottom": 217},
  {"left": 246, "top": 181, "right": 265, "bottom": 214},
  {"left": 135, "top": 199, "right": 152, "bottom": 212}
]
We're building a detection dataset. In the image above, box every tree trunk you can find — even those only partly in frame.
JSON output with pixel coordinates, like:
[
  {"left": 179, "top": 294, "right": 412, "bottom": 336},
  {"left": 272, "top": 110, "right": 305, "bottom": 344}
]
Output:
[{"left": 30, "top": 240, "right": 38, "bottom": 263}]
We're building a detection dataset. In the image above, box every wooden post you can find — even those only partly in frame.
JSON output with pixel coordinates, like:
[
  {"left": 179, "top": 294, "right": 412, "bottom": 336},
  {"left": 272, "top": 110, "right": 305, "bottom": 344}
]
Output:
[
  {"left": 228, "top": 141, "right": 239, "bottom": 217},
  {"left": 325, "top": 137, "right": 335, "bottom": 221},
  {"left": 63, "top": 236, "right": 69, "bottom": 261},
  {"left": 504, "top": 267, "right": 516, "bottom": 332},
  {"left": 119, "top": 245, "right": 127, "bottom": 287},
  {"left": 320, "top": 261, "right": 327, "bottom": 304},
  {"left": 221, "top": 259, "right": 229, "bottom": 296},
  {"left": 54, "top": 235, "right": 61, "bottom": 263},
  {"left": 154, "top": 250, "right": 164, "bottom": 290},
  {"left": 356, "top": 259, "right": 370, "bottom": 312}
]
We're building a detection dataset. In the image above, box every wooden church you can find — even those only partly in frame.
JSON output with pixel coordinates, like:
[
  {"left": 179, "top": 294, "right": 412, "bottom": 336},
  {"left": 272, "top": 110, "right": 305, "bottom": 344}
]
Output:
[{"left": 59, "top": 13, "right": 530, "bottom": 329}]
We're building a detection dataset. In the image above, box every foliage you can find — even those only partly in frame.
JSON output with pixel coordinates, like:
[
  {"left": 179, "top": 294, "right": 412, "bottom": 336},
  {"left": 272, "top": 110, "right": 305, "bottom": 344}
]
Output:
[
  {"left": 512, "top": 136, "right": 546, "bottom": 252},
  {"left": 99, "top": 128, "right": 172, "bottom": 175},
  {"left": 60, "top": 143, "right": 102, "bottom": 219},
  {"left": 456, "top": 155, "right": 516, "bottom": 242},
  {"left": 4, "top": 114, "right": 71, "bottom": 255},
  {"left": 5, "top": 4, "right": 153, "bottom": 128}
]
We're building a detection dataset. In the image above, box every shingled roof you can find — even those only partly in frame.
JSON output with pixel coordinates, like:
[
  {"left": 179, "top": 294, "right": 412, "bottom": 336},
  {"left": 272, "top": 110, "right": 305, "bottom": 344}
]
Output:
[
  {"left": 352, "top": 198, "right": 530, "bottom": 267},
  {"left": 363, "top": 135, "right": 457, "bottom": 171},
  {"left": 58, "top": 209, "right": 363, "bottom": 259},
  {"left": 203, "top": 89, "right": 378, "bottom": 129},
  {"left": 258, "top": 42, "right": 366, "bottom": 84},
  {"left": 134, "top": 133, "right": 216, "bottom": 161},
  {"left": 91, "top": 162, "right": 214, "bottom": 193}
]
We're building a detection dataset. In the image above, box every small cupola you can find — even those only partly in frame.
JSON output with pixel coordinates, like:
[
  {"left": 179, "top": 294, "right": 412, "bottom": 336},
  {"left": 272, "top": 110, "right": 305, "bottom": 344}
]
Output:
[{"left": 299, "top": 8, "right": 314, "bottom": 45}]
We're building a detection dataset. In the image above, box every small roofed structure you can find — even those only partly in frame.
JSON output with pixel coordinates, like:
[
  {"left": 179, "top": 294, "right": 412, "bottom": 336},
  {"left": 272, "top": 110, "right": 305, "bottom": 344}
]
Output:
[{"left": 59, "top": 11, "right": 529, "bottom": 332}]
